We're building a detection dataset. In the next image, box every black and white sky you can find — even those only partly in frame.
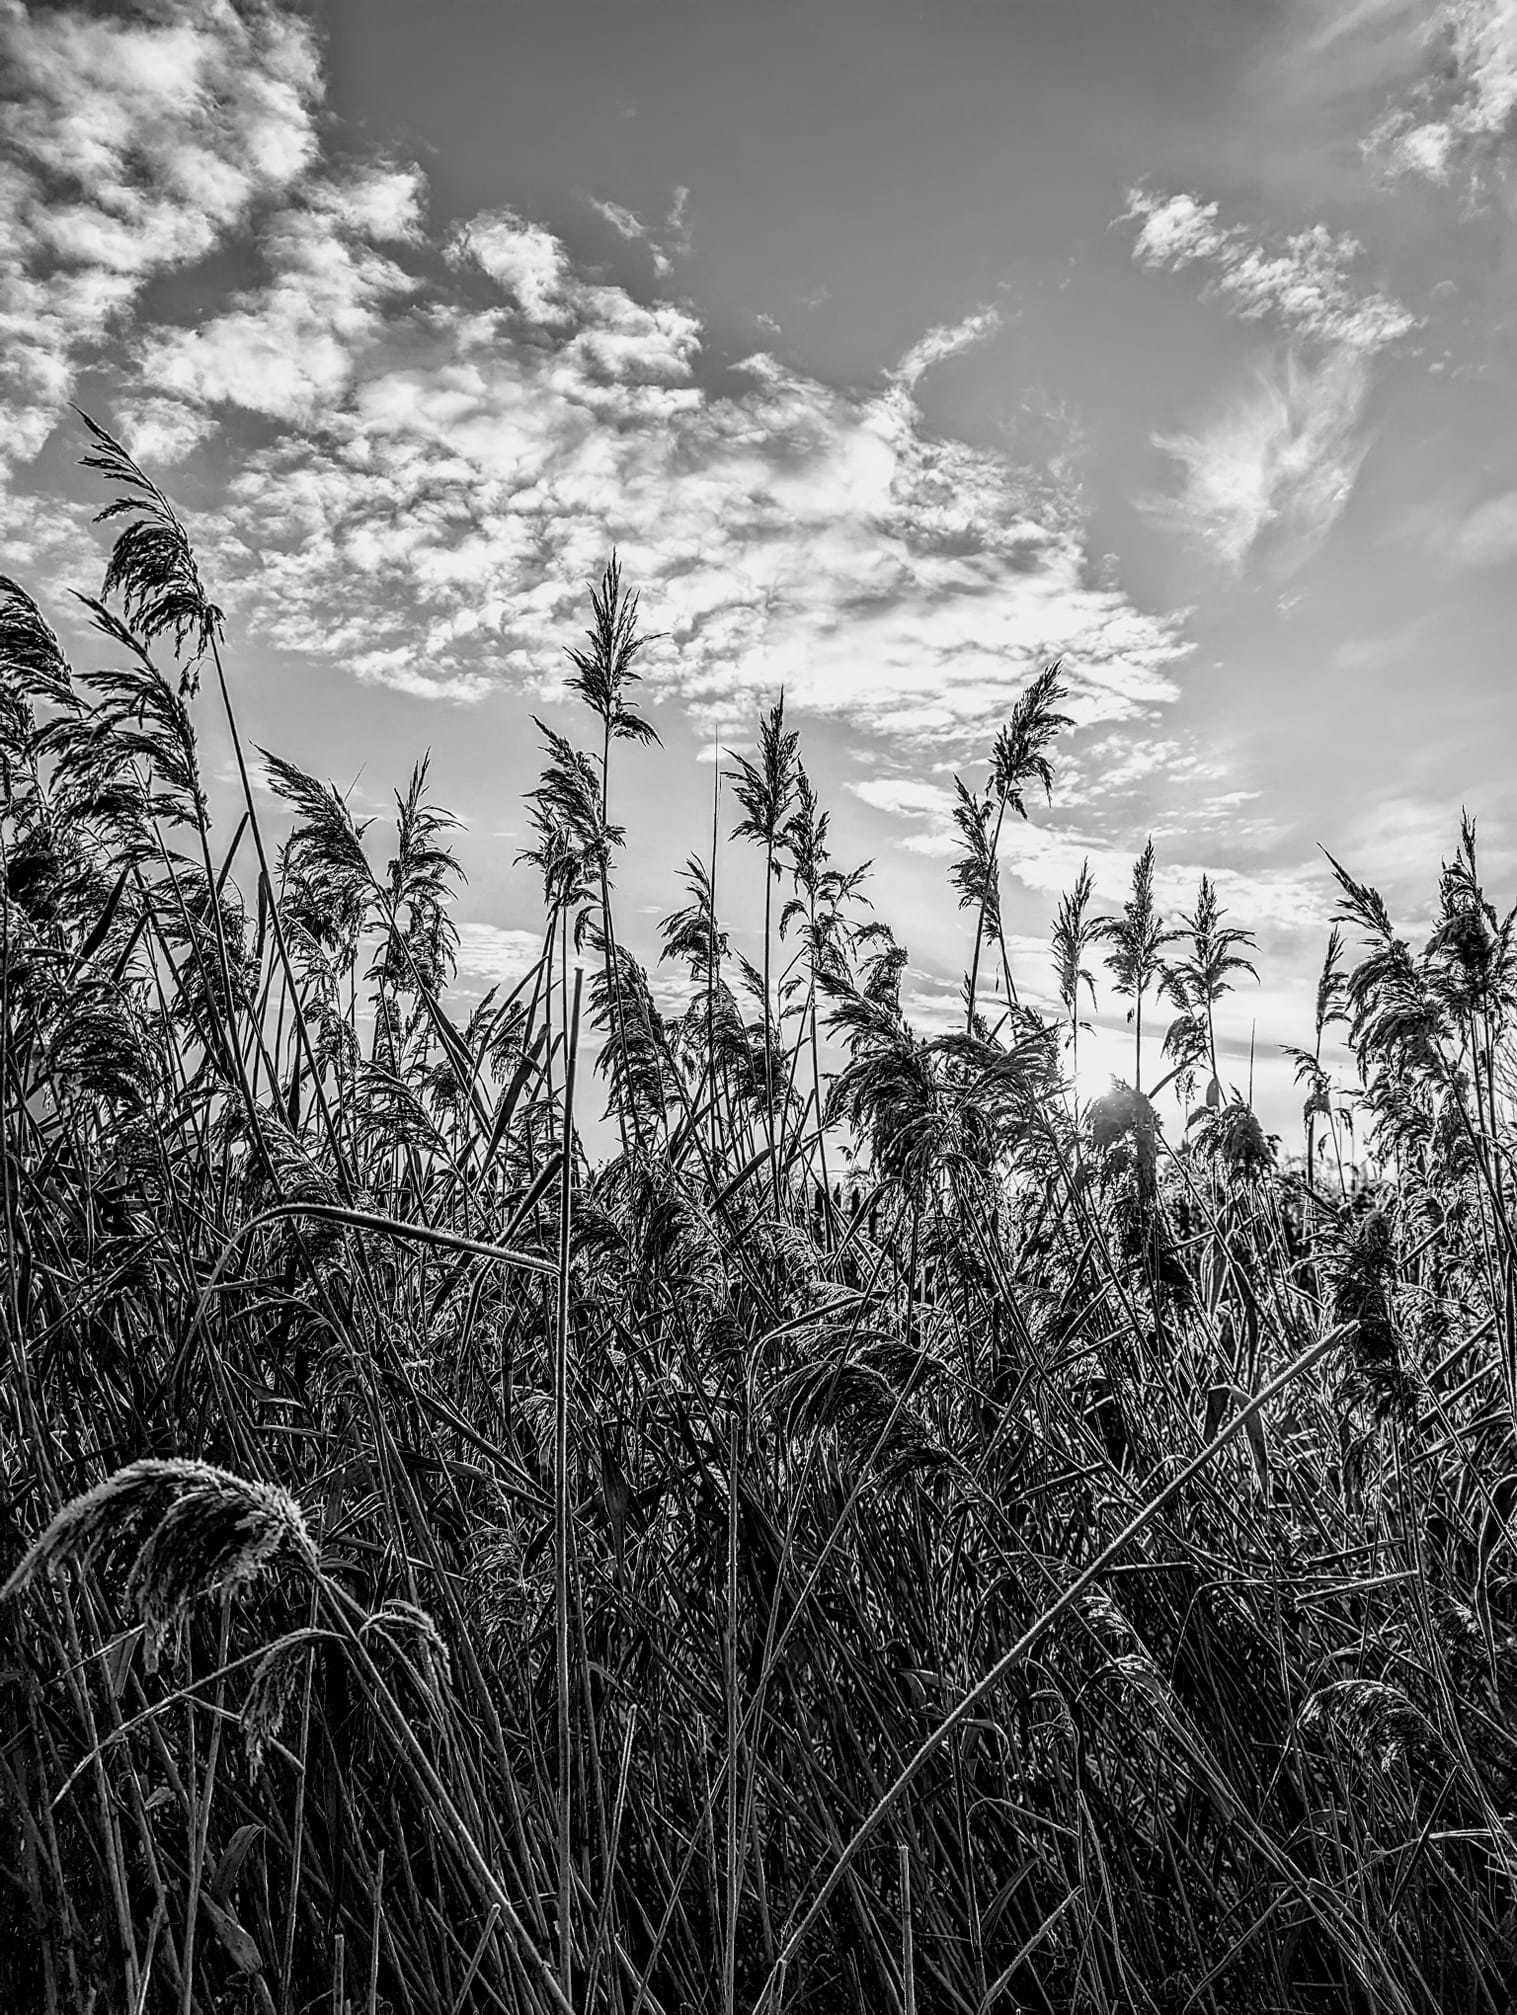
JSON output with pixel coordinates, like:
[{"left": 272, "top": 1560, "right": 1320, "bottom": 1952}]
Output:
[{"left": 4, "top": 0, "right": 1515, "bottom": 1114}]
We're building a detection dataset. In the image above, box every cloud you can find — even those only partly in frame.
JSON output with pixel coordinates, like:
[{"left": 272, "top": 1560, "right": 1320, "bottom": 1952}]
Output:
[
  {"left": 1440, "top": 487, "right": 1517, "bottom": 566},
  {"left": 846, "top": 777, "right": 956, "bottom": 818},
  {"left": 1363, "top": 1, "right": 1517, "bottom": 192},
  {"left": 114, "top": 394, "right": 220, "bottom": 468},
  {"left": 453, "top": 923, "right": 545, "bottom": 989},
  {"left": 0, "top": 4, "right": 1186, "bottom": 756},
  {"left": 140, "top": 201, "right": 1186, "bottom": 742},
  {"left": 1337, "top": 794, "right": 1516, "bottom": 901},
  {"left": 137, "top": 166, "right": 425, "bottom": 423},
  {"left": 1406, "top": 484, "right": 1517, "bottom": 571},
  {"left": 446, "top": 209, "right": 704, "bottom": 388},
  {"left": 585, "top": 186, "right": 692, "bottom": 276},
  {"left": 0, "top": 0, "right": 322, "bottom": 470},
  {"left": 1125, "top": 189, "right": 1417, "bottom": 353},
  {"left": 852, "top": 774, "right": 1327, "bottom": 935},
  {"left": 588, "top": 197, "right": 648, "bottom": 242},
  {"left": 892, "top": 306, "right": 1003, "bottom": 390},
  {"left": 1123, "top": 186, "right": 1405, "bottom": 578},
  {"left": 1147, "top": 347, "right": 1373, "bottom": 574},
  {"left": 450, "top": 209, "right": 575, "bottom": 325},
  {"left": 1280, "top": 1, "right": 1517, "bottom": 197},
  {"left": 1056, "top": 731, "right": 1229, "bottom": 810}
]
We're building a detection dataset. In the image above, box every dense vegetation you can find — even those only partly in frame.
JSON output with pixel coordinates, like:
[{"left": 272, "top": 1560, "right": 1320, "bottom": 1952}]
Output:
[{"left": 2, "top": 419, "right": 1516, "bottom": 2015}]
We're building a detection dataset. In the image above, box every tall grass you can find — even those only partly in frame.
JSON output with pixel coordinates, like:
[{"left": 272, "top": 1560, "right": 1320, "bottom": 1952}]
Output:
[{"left": 1, "top": 418, "right": 1516, "bottom": 2013}]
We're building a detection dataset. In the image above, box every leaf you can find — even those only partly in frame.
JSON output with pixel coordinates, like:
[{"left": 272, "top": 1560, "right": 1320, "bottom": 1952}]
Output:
[
  {"left": 104, "top": 1627, "right": 138, "bottom": 1701},
  {"left": 201, "top": 1894, "right": 263, "bottom": 1973},
  {"left": 1205, "top": 1382, "right": 1269, "bottom": 1491},
  {"left": 68, "top": 866, "right": 132, "bottom": 981},
  {"left": 211, "top": 1823, "right": 264, "bottom": 1902}
]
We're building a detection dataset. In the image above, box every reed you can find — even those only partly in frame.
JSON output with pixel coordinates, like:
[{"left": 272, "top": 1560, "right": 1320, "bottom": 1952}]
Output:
[{"left": 0, "top": 417, "right": 1515, "bottom": 2013}]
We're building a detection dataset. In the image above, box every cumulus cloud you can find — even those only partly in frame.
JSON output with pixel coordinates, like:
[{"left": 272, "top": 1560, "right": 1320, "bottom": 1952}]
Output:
[
  {"left": 1124, "top": 189, "right": 1416, "bottom": 353},
  {"left": 449, "top": 209, "right": 575, "bottom": 325},
  {"left": 1363, "top": 0, "right": 1517, "bottom": 192},
  {"left": 0, "top": 0, "right": 321, "bottom": 468},
  {"left": 135, "top": 198, "right": 1185, "bottom": 742},
  {"left": 137, "top": 167, "right": 425, "bottom": 423},
  {"left": 0, "top": 2, "right": 1186, "bottom": 758},
  {"left": 115, "top": 394, "right": 220, "bottom": 468},
  {"left": 1147, "top": 347, "right": 1373, "bottom": 575}
]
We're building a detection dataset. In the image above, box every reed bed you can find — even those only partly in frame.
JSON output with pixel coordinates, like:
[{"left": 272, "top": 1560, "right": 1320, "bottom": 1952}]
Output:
[{"left": 1, "top": 417, "right": 1515, "bottom": 2012}]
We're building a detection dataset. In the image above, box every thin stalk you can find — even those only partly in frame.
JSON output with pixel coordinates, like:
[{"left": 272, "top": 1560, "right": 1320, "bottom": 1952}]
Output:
[
  {"left": 206, "top": 631, "right": 349, "bottom": 1184},
  {"left": 754, "top": 1327, "right": 1345, "bottom": 2006},
  {"left": 966, "top": 800, "right": 1007, "bottom": 1033},
  {"left": 555, "top": 965, "right": 584, "bottom": 2002}
]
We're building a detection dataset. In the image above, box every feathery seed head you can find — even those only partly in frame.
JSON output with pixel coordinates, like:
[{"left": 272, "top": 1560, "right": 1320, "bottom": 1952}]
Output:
[
  {"left": 77, "top": 412, "right": 222, "bottom": 688},
  {"left": 4, "top": 1458, "right": 317, "bottom": 1669}
]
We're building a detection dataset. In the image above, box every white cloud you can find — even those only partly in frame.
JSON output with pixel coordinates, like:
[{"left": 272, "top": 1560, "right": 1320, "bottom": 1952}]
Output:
[
  {"left": 311, "top": 162, "right": 425, "bottom": 243},
  {"left": 585, "top": 186, "right": 692, "bottom": 276},
  {"left": 137, "top": 169, "right": 424, "bottom": 424},
  {"left": 1148, "top": 347, "right": 1372, "bottom": 574},
  {"left": 1430, "top": 487, "right": 1517, "bottom": 567},
  {"left": 1125, "top": 189, "right": 1416, "bottom": 353},
  {"left": 892, "top": 307, "right": 1003, "bottom": 390},
  {"left": 1364, "top": 0, "right": 1517, "bottom": 190},
  {"left": 454, "top": 923, "right": 546, "bottom": 988},
  {"left": 588, "top": 196, "right": 649, "bottom": 241},
  {"left": 149, "top": 203, "right": 1185, "bottom": 742},
  {"left": 1337, "top": 794, "right": 1516, "bottom": 901},
  {"left": 0, "top": 0, "right": 322, "bottom": 471},
  {"left": 0, "top": 8, "right": 1187, "bottom": 760},
  {"left": 1045, "top": 834, "right": 1327, "bottom": 935},
  {"left": 1391, "top": 484, "right": 1517, "bottom": 574},
  {"left": 1056, "top": 731, "right": 1228, "bottom": 809},
  {"left": 115, "top": 395, "right": 219, "bottom": 467},
  {"left": 449, "top": 210, "right": 574, "bottom": 325},
  {"left": 862, "top": 781, "right": 1327, "bottom": 936},
  {"left": 846, "top": 778, "right": 955, "bottom": 818}
]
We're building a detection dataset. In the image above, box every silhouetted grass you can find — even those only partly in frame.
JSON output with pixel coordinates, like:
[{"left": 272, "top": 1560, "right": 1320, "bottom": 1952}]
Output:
[{"left": 1, "top": 418, "right": 1515, "bottom": 2013}]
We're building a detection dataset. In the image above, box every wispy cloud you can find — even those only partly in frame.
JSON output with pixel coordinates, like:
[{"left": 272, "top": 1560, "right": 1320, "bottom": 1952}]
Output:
[
  {"left": 1055, "top": 731, "right": 1229, "bottom": 810},
  {"left": 1124, "top": 189, "right": 1416, "bottom": 353},
  {"left": 1123, "top": 188, "right": 1408, "bottom": 576},
  {"left": 1441, "top": 487, "right": 1517, "bottom": 566},
  {"left": 846, "top": 778, "right": 955, "bottom": 818},
  {"left": 1338, "top": 793, "right": 1516, "bottom": 907},
  {"left": 587, "top": 196, "right": 646, "bottom": 242},
  {"left": 855, "top": 779, "right": 1329, "bottom": 937},
  {"left": 454, "top": 923, "right": 545, "bottom": 989},
  {"left": 1148, "top": 347, "right": 1373, "bottom": 575},
  {"left": 892, "top": 306, "right": 1003, "bottom": 390},
  {"left": 584, "top": 185, "right": 692, "bottom": 276}
]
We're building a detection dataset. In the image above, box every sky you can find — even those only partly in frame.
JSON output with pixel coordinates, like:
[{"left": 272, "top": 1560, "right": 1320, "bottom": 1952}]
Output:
[{"left": 3, "top": 0, "right": 1516, "bottom": 1138}]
